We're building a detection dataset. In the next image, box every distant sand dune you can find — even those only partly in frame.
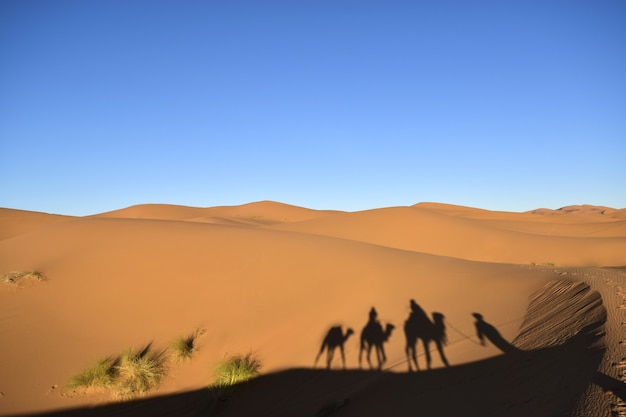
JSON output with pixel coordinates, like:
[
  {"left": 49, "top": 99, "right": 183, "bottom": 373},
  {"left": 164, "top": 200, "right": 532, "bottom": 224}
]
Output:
[
  {"left": 268, "top": 205, "right": 626, "bottom": 266},
  {"left": 93, "top": 201, "right": 342, "bottom": 225}
]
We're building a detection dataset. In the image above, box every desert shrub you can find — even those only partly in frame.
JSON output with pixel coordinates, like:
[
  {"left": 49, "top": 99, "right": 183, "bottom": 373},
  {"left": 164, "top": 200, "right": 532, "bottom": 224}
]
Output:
[
  {"left": 214, "top": 353, "right": 261, "bottom": 387},
  {"left": 114, "top": 346, "right": 167, "bottom": 399},
  {"left": 171, "top": 334, "right": 196, "bottom": 361},
  {"left": 66, "top": 344, "right": 167, "bottom": 400},
  {"left": 66, "top": 357, "right": 118, "bottom": 393},
  {"left": 1, "top": 270, "right": 45, "bottom": 284}
]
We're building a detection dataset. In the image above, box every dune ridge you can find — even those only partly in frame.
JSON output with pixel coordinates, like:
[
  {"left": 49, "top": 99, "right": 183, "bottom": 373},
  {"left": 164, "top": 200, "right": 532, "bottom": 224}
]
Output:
[
  {"left": 93, "top": 201, "right": 343, "bottom": 226},
  {"left": 267, "top": 205, "right": 626, "bottom": 266},
  {"left": 1, "top": 201, "right": 625, "bottom": 416}
]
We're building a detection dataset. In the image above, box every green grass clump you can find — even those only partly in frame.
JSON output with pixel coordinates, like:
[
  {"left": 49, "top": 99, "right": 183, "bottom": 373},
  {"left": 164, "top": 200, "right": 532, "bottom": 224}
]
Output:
[
  {"left": 207, "top": 353, "right": 262, "bottom": 409},
  {"left": 67, "top": 344, "right": 167, "bottom": 400},
  {"left": 66, "top": 357, "right": 118, "bottom": 393},
  {"left": 171, "top": 335, "right": 196, "bottom": 361},
  {"left": 214, "top": 353, "right": 261, "bottom": 387},
  {"left": 115, "top": 346, "right": 167, "bottom": 399}
]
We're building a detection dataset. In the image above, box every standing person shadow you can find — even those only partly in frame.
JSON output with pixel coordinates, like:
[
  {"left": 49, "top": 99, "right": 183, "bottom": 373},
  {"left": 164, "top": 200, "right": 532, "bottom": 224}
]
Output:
[
  {"left": 431, "top": 312, "right": 450, "bottom": 367},
  {"left": 472, "top": 312, "right": 521, "bottom": 354}
]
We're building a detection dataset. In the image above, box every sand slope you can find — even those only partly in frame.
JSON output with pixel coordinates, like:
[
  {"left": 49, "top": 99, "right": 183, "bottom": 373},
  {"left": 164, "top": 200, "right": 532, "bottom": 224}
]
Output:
[
  {"left": 268, "top": 203, "right": 626, "bottom": 266},
  {"left": 0, "top": 209, "right": 73, "bottom": 241},
  {"left": 1, "top": 202, "right": 625, "bottom": 416}
]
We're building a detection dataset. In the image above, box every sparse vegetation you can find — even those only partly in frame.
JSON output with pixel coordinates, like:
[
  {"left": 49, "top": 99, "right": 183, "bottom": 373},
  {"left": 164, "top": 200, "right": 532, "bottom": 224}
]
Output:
[
  {"left": 66, "top": 357, "right": 118, "bottom": 393},
  {"left": 171, "top": 334, "right": 196, "bottom": 361},
  {"left": 65, "top": 329, "right": 262, "bottom": 408},
  {"left": 171, "top": 328, "right": 205, "bottom": 361},
  {"left": 206, "top": 353, "right": 262, "bottom": 408},
  {"left": 66, "top": 344, "right": 167, "bottom": 400},
  {"left": 529, "top": 262, "right": 558, "bottom": 267},
  {"left": 1, "top": 270, "right": 46, "bottom": 285},
  {"left": 213, "top": 353, "right": 261, "bottom": 386},
  {"left": 115, "top": 346, "right": 167, "bottom": 399}
]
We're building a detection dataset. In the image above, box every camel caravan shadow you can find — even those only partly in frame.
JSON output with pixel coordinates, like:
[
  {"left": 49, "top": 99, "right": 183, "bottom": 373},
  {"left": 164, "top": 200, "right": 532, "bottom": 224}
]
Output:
[
  {"left": 23, "top": 280, "right": 616, "bottom": 417},
  {"left": 33, "top": 316, "right": 607, "bottom": 417},
  {"left": 315, "top": 298, "right": 535, "bottom": 373}
]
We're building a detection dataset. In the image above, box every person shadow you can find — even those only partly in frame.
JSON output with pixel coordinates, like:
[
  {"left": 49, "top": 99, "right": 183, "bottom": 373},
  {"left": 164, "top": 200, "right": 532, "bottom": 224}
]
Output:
[
  {"left": 359, "top": 307, "right": 395, "bottom": 370},
  {"left": 472, "top": 312, "right": 521, "bottom": 354},
  {"left": 403, "top": 299, "right": 450, "bottom": 371}
]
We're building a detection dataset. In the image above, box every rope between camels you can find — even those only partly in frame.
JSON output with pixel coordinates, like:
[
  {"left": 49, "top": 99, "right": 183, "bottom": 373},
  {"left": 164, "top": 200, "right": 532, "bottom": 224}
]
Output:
[
  {"left": 444, "top": 316, "right": 526, "bottom": 348},
  {"left": 444, "top": 318, "right": 483, "bottom": 346}
]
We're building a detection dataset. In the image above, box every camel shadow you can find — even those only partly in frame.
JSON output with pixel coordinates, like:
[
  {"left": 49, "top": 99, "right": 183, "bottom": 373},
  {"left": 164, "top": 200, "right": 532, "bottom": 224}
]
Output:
[
  {"left": 359, "top": 307, "right": 395, "bottom": 370},
  {"left": 27, "top": 324, "right": 605, "bottom": 417},
  {"left": 314, "top": 325, "right": 354, "bottom": 370},
  {"left": 403, "top": 300, "right": 450, "bottom": 371}
]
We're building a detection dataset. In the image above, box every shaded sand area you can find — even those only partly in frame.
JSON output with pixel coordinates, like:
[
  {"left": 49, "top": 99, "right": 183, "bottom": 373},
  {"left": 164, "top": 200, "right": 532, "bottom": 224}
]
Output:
[{"left": 1, "top": 202, "right": 625, "bottom": 416}]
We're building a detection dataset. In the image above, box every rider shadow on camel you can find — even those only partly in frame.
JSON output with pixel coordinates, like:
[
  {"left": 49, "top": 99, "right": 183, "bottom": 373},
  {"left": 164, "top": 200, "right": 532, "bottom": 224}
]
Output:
[
  {"left": 404, "top": 299, "right": 450, "bottom": 372},
  {"left": 359, "top": 307, "right": 395, "bottom": 370}
]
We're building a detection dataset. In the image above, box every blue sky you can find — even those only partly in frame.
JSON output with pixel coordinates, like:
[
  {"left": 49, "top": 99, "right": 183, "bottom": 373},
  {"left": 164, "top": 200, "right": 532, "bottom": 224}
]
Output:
[{"left": 1, "top": 1, "right": 625, "bottom": 215}]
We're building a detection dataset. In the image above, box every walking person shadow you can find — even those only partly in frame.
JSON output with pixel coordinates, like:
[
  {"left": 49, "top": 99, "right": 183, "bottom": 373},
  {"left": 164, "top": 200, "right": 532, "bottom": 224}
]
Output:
[
  {"left": 431, "top": 312, "right": 450, "bottom": 367},
  {"left": 472, "top": 312, "right": 521, "bottom": 354}
]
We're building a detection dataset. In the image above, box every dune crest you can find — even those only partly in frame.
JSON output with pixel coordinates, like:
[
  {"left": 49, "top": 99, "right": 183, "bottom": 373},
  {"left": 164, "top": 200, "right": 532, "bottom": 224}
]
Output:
[
  {"left": 529, "top": 204, "right": 622, "bottom": 217},
  {"left": 93, "top": 201, "right": 343, "bottom": 226},
  {"left": 268, "top": 205, "right": 626, "bottom": 266},
  {"left": 0, "top": 208, "right": 73, "bottom": 241}
]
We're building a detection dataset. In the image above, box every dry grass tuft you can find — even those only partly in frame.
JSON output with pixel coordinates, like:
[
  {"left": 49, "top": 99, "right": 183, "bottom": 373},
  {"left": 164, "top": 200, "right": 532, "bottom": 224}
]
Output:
[
  {"left": 66, "top": 344, "right": 167, "bottom": 400},
  {"left": 214, "top": 353, "right": 261, "bottom": 386},
  {"left": 171, "top": 335, "right": 196, "bottom": 361},
  {"left": 1, "top": 270, "right": 46, "bottom": 285},
  {"left": 114, "top": 346, "right": 167, "bottom": 399},
  {"left": 66, "top": 357, "right": 118, "bottom": 393},
  {"left": 170, "top": 328, "right": 205, "bottom": 361}
]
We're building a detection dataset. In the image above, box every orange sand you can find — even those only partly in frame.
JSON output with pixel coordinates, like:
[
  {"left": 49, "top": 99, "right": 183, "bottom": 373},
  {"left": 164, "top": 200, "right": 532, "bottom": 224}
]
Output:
[{"left": 1, "top": 201, "right": 625, "bottom": 416}]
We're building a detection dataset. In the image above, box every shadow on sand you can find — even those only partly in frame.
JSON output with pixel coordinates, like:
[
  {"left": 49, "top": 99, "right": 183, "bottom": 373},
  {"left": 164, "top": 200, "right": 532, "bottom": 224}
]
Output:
[
  {"left": 16, "top": 280, "right": 612, "bottom": 417},
  {"left": 15, "top": 321, "right": 605, "bottom": 417}
]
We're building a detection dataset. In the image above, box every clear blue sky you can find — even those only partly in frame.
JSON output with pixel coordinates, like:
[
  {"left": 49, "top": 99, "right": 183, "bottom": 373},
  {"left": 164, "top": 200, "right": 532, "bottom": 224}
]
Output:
[{"left": 2, "top": 1, "right": 625, "bottom": 216}]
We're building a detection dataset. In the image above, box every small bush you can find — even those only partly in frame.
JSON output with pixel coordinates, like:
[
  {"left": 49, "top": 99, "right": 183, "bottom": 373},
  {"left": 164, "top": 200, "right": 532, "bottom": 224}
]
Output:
[
  {"left": 66, "top": 357, "right": 118, "bottom": 393},
  {"left": 66, "top": 344, "right": 167, "bottom": 400},
  {"left": 114, "top": 346, "right": 167, "bottom": 399},
  {"left": 171, "top": 335, "right": 196, "bottom": 361},
  {"left": 1, "top": 270, "right": 46, "bottom": 285},
  {"left": 214, "top": 353, "right": 261, "bottom": 387}
]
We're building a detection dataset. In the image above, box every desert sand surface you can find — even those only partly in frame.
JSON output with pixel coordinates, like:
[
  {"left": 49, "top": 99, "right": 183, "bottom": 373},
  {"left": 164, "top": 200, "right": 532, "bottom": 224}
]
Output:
[{"left": 1, "top": 201, "right": 625, "bottom": 416}]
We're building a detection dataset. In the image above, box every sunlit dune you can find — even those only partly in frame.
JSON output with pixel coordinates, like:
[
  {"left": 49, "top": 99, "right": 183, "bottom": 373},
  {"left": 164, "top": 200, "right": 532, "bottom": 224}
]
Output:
[
  {"left": 94, "top": 201, "right": 343, "bottom": 226},
  {"left": 1, "top": 202, "right": 625, "bottom": 416},
  {"left": 0, "top": 208, "right": 74, "bottom": 241},
  {"left": 268, "top": 204, "right": 626, "bottom": 266}
]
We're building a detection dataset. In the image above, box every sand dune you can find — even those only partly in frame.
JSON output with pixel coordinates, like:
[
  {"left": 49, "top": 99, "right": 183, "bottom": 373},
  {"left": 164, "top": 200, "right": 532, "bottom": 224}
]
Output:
[
  {"left": 0, "top": 209, "right": 73, "bottom": 241},
  {"left": 268, "top": 204, "right": 626, "bottom": 266},
  {"left": 94, "top": 201, "right": 342, "bottom": 226},
  {"left": 1, "top": 202, "right": 625, "bottom": 416}
]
